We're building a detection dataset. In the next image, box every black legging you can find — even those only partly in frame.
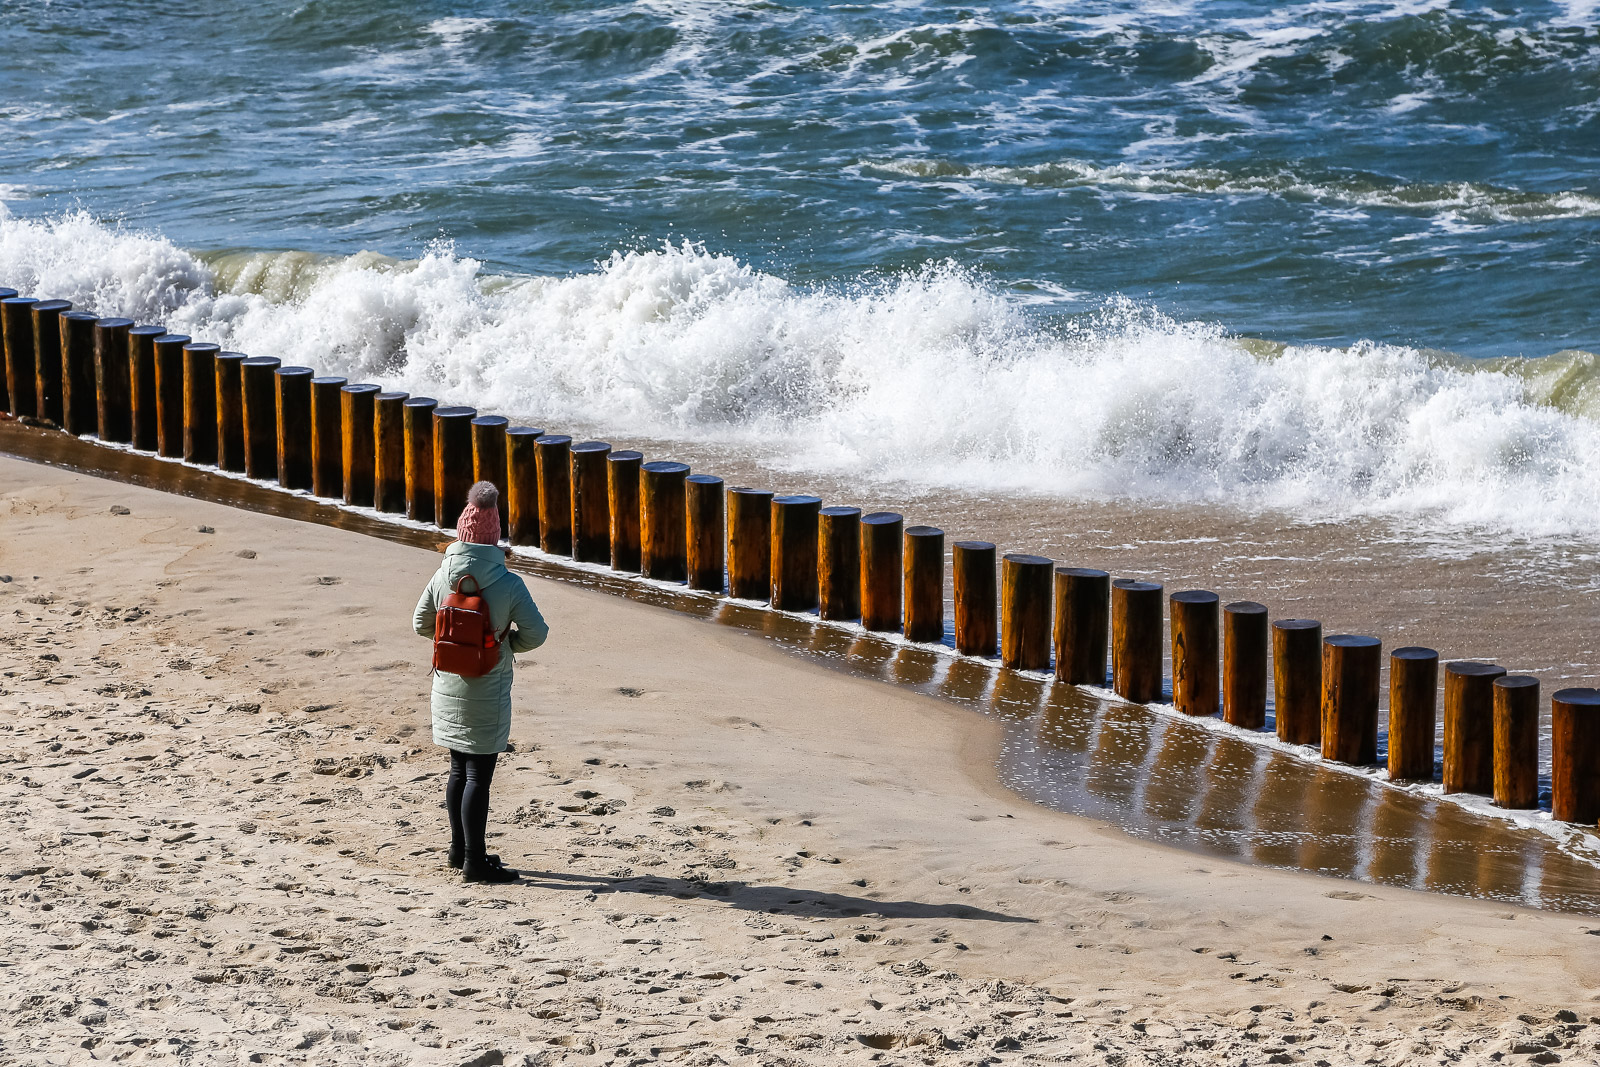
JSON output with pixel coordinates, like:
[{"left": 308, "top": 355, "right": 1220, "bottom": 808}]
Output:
[{"left": 445, "top": 750, "right": 498, "bottom": 862}]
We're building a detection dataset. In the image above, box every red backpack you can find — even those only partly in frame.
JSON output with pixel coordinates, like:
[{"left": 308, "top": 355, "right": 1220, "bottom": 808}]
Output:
[{"left": 432, "top": 575, "right": 508, "bottom": 678}]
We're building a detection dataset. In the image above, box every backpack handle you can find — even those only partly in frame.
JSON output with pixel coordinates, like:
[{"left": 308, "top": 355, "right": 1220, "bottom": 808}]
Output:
[{"left": 452, "top": 574, "right": 482, "bottom": 597}]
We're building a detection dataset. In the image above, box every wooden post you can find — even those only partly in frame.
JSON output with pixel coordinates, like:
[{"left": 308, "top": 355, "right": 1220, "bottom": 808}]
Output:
[
  {"left": 240, "top": 357, "right": 281, "bottom": 479},
  {"left": 30, "top": 300, "right": 71, "bottom": 425},
  {"left": 570, "top": 440, "right": 613, "bottom": 564},
  {"left": 431, "top": 405, "right": 477, "bottom": 530},
  {"left": 953, "top": 541, "right": 998, "bottom": 657},
  {"left": 1111, "top": 579, "right": 1163, "bottom": 703},
  {"left": 640, "top": 460, "right": 690, "bottom": 581},
  {"left": 93, "top": 317, "right": 135, "bottom": 443},
  {"left": 340, "top": 383, "right": 381, "bottom": 505},
  {"left": 726, "top": 487, "right": 772, "bottom": 600},
  {"left": 770, "top": 495, "right": 821, "bottom": 611},
  {"left": 1, "top": 297, "right": 37, "bottom": 417},
  {"left": 1551, "top": 688, "right": 1600, "bottom": 824},
  {"left": 505, "top": 426, "right": 545, "bottom": 547},
  {"left": 182, "top": 342, "right": 219, "bottom": 465},
  {"left": 372, "top": 391, "right": 408, "bottom": 512},
  {"left": 859, "top": 511, "right": 903, "bottom": 632},
  {"left": 471, "top": 415, "right": 510, "bottom": 536},
  {"left": 606, "top": 449, "right": 642, "bottom": 571},
  {"left": 535, "top": 434, "right": 574, "bottom": 555},
  {"left": 1272, "top": 619, "right": 1322, "bottom": 746},
  {"left": 1170, "top": 590, "right": 1220, "bottom": 716},
  {"left": 687, "top": 474, "right": 726, "bottom": 592},
  {"left": 1321, "top": 635, "right": 1381, "bottom": 765},
  {"left": 1443, "top": 661, "right": 1506, "bottom": 794},
  {"left": 59, "top": 311, "right": 99, "bottom": 436},
  {"left": 402, "top": 396, "right": 438, "bottom": 522},
  {"left": 1222, "top": 601, "right": 1268, "bottom": 728},
  {"left": 1001, "top": 554, "right": 1053, "bottom": 671},
  {"left": 1053, "top": 567, "right": 1108, "bottom": 684},
  {"left": 818, "top": 506, "right": 862, "bottom": 620},
  {"left": 0, "top": 288, "right": 14, "bottom": 412},
  {"left": 903, "top": 526, "right": 945, "bottom": 643},
  {"left": 274, "top": 366, "right": 314, "bottom": 490},
  {"left": 152, "top": 332, "right": 191, "bottom": 457},
  {"left": 1387, "top": 646, "right": 1439, "bottom": 781},
  {"left": 1493, "top": 675, "right": 1540, "bottom": 810},
  {"left": 127, "top": 325, "right": 164, "bottom": 451},
  {"left": 214, "top": 351, "right": 248, "bottom": 472},
  {"left": 310, "top": 375, "right": 347, "bottom": 497}
]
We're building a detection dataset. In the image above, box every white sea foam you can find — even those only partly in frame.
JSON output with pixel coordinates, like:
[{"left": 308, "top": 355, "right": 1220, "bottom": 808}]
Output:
[{"left": 5, "top": 207, "right": 1600, "bottom": 540}]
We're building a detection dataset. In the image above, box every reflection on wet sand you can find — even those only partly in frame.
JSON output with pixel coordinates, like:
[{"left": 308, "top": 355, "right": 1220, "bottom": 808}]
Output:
[{"left": 6, "top": 420, "right": 1599, "bottom": 912}]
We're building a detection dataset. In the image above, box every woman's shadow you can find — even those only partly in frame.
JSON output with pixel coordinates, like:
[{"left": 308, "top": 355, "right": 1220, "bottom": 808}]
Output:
[{"left": 514, "top": 869, "right": 1034, "bottom": 924}]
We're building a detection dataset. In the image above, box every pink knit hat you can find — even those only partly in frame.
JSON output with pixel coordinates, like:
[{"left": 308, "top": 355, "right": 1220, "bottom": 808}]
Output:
[{"left": 456, "top": 481, "right": 502, "bottom": 545}]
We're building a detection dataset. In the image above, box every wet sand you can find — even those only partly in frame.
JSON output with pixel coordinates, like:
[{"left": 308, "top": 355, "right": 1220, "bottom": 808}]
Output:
[{"left": 3, "top": 455, "right": 1600, "bottom": 1065}]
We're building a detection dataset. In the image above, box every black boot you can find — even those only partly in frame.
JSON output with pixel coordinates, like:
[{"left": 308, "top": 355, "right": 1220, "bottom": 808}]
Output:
[
  {"left": 463, "top": 853, "right": 519, "bottom": 884},
  {"left": 449, "top": 846, "right": 499, "bottom": 871}
]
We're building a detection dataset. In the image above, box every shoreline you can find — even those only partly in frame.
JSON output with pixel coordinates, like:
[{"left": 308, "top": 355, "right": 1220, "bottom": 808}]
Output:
[
  {"left": 4, "top": 455, "right": 1600, "bottom": 1064},
  {"left": 6, "top": 420, "right": 1598, "bottom": 912}
]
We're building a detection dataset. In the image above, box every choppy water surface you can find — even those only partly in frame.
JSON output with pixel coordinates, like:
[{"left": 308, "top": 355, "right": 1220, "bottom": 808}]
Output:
[{"left": 2, "top": 1, "right": 1599, "bottom": 540}]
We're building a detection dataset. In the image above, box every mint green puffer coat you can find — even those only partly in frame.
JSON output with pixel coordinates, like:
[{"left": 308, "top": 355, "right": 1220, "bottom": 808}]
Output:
[{"left": 413, "top": 542, "right": 550, "bottom": 754}]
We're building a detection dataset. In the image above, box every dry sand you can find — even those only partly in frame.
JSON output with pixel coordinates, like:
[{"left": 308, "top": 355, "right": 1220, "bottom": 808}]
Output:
[{"left": 2, "top": 455, "right": 1598, "bottom": 1066}]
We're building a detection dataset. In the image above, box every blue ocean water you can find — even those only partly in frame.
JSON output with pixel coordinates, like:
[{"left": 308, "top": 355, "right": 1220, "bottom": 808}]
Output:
[
  {"left": 4, "top": 1, "right": 1600, "bottom": 534},
  {"left": 4, "top": 0, "right": 1597, "bottom": 355}
]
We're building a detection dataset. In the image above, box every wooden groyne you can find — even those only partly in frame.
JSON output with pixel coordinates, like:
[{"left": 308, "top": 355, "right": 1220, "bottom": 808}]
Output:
[{"left": 2, "top": 289, "right": 1597, "bottom": 829}]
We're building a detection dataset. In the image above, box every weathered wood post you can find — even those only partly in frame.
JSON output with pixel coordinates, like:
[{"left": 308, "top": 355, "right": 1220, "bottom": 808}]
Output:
[
  {"left": 505, "top": 426, "right": 544, "bottom": 547},
  {"left": 372, "top": 391, "right": 408, "bottom": 512},
  {"left": 1001, "top": 554, "right": 1053, "bottom": 671},
  {"left": 1222, "top": 601, "right": 1268, "bottom": 728},
  {"left": 1551, "top": 688, "right": 1600, "bottom": 824},
  {"left": 128, "top": 324, "right": 165, "bottom": 451},
  {"left": 273, "top": 366, "right": 314, "bottom": 490},
  {"left": 93, "top": 317, "right": 135, "bottom": 444},
  {"left": 310, "top": 375, "right": 347, "bottom": 497},
  {"left": 1321, "top": 635, "right": 1381, "bottom": 765},
  {"left": 606, "top": 449, "right": 642, "bottom": 570},
  {"left": 1493, "top": 675, "right": 1540, "bottom": 810},
  {"left": 770, "top": 495, "right": 821, "bottom": 611},
  {"left": 30, "top": 300, "right": 71, "bottom": 425},
  {"left": 403, "top": 396, "right": 438, "bottom": 522},
  {"left": 859, "top": 511, "right": 903, "bottom": 632},
  {"left": 153, "top": 332, "right": 192, "bottom": 458},
  {"left": 687, "top": 474, "right": 726, "bottom": 592},
  {"left": 1272, "top": 619, "right": 1322, "bottom": 746},
  {"left": 1387, "top": 646, "right": 1439, "bottom": 781},
  {"left": 431, "top": 405, "right": 477, "bottom": 530},
  {"left": 1170, "top": 590, "right": 1220, "bottom": 716},
  {"left": 726, "top": 487, "right": 772, "bottom": 600},
  {"left": 1111, "top": 579, "right": 1163, "bottom": 703},
  {"left": 1443, "top": 661, "right": 1506, "bottom": 794},
  {"left": 818, "top": 506, "right": 862, "bottom": 620},
  {"left": 640, "top": 460, "right": 690, "bottom": 581},
  {"left": 953, "top": 541, "right": 998, "bottom": 657},
  {"left": 340, "top": 383, "right": 381, "bottom": 506},
  {"left": 1, "top": 297, "right": 37, "bottom": 417},
  {"left": 570, "top": 440, "right": 613, "bottom": 564},
  {"left": 240, "top": 357, "right": 281, "bottom": 478},
  {"left": 904, "top": 526, "right": 945, "bottom": 644},
  {"left": 1054, "top": 567, "right": 1108, "bottom": 684},
  {"left": 535, "top": 434, "right": 573, "bottom": 555},
  {"left": 182, "top": 342, "right": 219, "bottom": 465},
  {"left": 470, "top": 414, "right": 509, "bottom": 536},
  {"left": 214, "top": 351, "right": 248, "bottom": 472},
  {"left": 0, "top": 289, "right": 15, "bottom": 413},
  {"left": 59, "top": 311, "right": 99, "bottom": 436}
]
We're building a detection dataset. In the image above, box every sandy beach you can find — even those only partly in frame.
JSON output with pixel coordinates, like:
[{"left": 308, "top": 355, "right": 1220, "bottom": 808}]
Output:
[{"left": 3, "top": 454, "right": 1599, "bottom": 1066}]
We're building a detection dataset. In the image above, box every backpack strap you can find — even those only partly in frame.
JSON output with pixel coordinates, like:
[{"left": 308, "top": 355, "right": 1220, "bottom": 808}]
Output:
[{"left": 453, "top": 573, "right": 482, "bottom": 597}]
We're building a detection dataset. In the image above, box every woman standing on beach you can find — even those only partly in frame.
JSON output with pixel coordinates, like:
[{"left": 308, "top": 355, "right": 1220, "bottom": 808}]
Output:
[{"left": 413, "top": 481, "right": 549, "bottom": 884}]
